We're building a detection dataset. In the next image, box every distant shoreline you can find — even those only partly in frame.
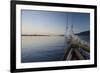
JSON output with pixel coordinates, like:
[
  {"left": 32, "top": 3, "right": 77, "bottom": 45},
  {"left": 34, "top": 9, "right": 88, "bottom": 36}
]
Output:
[
  {"left": 21, "top": 35, "right": 64, "bottom": 36},
  {"left": 21, "top": 30, "right": 89, "bottom": 36}
]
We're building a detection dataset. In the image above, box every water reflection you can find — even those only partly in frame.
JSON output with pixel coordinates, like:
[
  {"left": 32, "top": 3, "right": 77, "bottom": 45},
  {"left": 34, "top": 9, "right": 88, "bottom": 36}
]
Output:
[{"left": 21, "top": 36, "right": 65, "bottom": 63}]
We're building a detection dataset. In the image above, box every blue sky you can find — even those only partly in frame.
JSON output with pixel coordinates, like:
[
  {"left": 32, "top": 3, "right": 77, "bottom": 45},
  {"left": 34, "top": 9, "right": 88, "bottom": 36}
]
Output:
[{"left": 21, "top": 10, "right": 90, "bottom": 35}]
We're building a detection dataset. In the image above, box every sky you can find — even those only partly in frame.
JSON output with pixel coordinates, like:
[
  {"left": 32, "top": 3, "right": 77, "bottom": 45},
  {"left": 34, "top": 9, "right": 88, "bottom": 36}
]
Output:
[{"left": 21, "top": 10, "right": 90, "bottom": 35}]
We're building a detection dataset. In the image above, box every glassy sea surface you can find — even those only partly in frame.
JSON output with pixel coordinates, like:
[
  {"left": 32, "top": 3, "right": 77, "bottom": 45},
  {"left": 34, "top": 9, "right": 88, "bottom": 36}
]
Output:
[{"left": 21, "top": 35, "right": 89, "bottom": 63}]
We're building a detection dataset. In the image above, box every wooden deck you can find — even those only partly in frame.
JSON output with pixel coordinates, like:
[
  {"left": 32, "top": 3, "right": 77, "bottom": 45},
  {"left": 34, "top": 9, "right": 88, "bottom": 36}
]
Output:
[{"left": 63, "top": 36, "right": 90, "bottom": 60}]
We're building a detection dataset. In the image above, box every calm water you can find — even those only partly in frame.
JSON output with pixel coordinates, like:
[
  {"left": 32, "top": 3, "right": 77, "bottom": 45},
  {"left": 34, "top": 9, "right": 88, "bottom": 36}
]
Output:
[
  {"left": 21, "top": 35, "right": 90, "bottom": 63},
  {"left": 78, "top": 35, "right": 90, "bottom": 43},
  {"left": 21, "top": 36, "right": 66, "bottom": 63}
]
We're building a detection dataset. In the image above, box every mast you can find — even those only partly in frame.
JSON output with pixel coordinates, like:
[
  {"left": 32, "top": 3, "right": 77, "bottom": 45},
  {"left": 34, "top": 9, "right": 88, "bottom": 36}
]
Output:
[
  {"left": 65, "top": 14, "right": 68, "bottom": 37},
  {"left": 71, "top": 24, "right": 74, "bottom": 35},
  {"left": 65, "top": 14, "right": 74, "bottom": 37},
  {"left": 70, "top": 14, "right": 74, "bottom": 36}
]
